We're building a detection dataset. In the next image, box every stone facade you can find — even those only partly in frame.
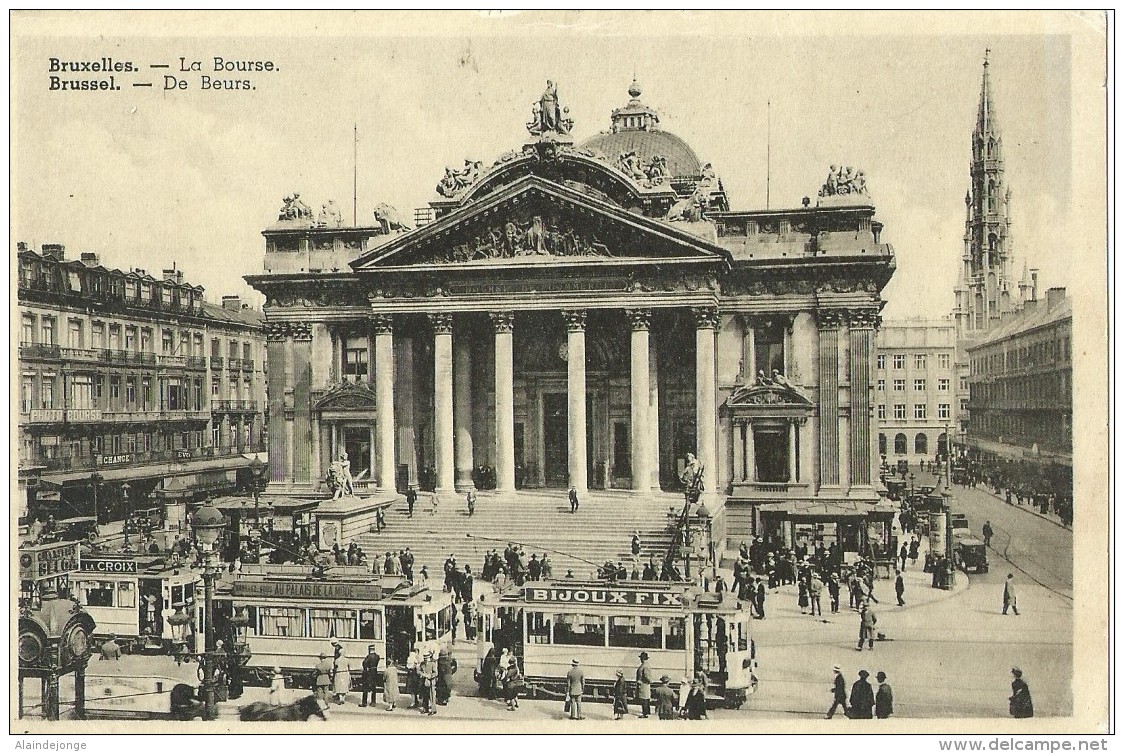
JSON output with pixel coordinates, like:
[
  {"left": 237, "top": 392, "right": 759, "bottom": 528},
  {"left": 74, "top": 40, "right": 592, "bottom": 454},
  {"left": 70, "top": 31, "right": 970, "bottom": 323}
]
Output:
[{"left": 246, "top": 81, "right": 896, "bottom": 551}]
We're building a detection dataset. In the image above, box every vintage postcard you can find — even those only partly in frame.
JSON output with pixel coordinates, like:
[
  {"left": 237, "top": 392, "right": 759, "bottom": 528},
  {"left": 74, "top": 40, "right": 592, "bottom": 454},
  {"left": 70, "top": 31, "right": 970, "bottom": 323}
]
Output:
[{"left": 9, "top": 10, "right": 1110, "bottom": 739}]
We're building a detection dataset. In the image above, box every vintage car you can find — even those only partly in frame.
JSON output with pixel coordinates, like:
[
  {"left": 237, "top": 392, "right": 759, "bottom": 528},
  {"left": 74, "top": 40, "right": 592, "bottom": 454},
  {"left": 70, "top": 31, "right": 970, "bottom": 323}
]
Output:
[{"left": 953, "top": 536, "right": 988, "bottom": 573}]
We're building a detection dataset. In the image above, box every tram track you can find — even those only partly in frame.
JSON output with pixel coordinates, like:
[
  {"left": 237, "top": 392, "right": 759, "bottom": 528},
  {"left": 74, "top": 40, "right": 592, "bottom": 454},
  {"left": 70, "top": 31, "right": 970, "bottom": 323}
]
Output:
[{"left": 987, "top": 523, "right": 1073, "bottom": 602}]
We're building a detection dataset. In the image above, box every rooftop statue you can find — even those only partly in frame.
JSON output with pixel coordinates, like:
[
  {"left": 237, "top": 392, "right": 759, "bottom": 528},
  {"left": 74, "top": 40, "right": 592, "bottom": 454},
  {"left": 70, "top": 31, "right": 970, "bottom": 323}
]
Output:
[
  {"left": 436, "top": 159, "right": 484, "bottom": 198},
  {"left": 278, "top": 193, "right": 314, "bottom": 222},
  {"left": 819, "top": 165, "right": 869, "bottom": 198},
  {"left": 316, "top": 200, "right": 343, "bottom": 228},
  {"left": 526, "top": 80, "right": 574, "bottom": 137},
  {"left": 372, "top": 203, "right": 412, "bottom": 234}
]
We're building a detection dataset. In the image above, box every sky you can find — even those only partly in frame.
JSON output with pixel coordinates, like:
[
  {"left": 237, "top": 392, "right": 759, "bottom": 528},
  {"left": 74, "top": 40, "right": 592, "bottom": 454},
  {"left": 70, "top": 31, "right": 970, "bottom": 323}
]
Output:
[{"left": 11, "top": 12, "right": 1090, "bottom": 319}]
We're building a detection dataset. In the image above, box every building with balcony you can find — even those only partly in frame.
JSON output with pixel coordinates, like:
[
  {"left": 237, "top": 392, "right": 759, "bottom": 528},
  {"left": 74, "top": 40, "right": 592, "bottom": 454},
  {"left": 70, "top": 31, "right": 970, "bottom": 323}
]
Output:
[
  {"left": 873, "top": 317, "right": 958, "bottom": 467},
  {"left": 245, "top": 79, "right": 898, "bottom": 556},
  {"left": 16, "top": 243, "right": 268, "bottom": 524}
]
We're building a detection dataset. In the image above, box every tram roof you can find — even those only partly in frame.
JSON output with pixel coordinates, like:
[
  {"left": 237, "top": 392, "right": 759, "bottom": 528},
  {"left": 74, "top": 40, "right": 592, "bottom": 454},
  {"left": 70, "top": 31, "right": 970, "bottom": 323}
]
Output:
[
  {"left": 223, "top": 567, "right": 442, "bottom": 604},
  {"left": 486, "top": 578, "right": 749, "bottom": 613}
]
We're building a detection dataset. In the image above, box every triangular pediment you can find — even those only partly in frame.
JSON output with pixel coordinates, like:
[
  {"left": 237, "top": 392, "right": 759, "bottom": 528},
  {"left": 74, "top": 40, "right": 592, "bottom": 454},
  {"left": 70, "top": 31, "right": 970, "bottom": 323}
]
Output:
[
  {"left": 727, "top": 381, "right": 813, "bottom": 410},
  {"left": 351, "top": 175, "right": 730, "bottom": 272}
]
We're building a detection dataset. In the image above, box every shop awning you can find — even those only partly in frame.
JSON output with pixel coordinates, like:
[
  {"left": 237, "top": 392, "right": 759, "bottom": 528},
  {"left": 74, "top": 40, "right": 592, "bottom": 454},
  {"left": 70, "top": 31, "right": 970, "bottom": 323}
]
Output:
[{"left": 756, "top": 500, "right": 899, "bottom": 522}]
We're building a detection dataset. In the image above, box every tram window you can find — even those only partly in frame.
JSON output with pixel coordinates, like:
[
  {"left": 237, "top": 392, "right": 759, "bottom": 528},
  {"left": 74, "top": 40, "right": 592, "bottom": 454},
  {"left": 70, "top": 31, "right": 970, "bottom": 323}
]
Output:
[
  {"left": 81, "top": 581, "right": 115, "bottom": 608},
  {"left": 554, "top": 614, "right": 606, "bottom": 647},
  {"left": 608, "top": 615, "right": 663, "bottom": 649},
  {"left": 526, "top": 611, "right": 551, "bottom": 644},
  {"left": 665, "top": 616, "right": 686, "bottom": 650},
  {"left": 310, "top": 609, "right": 357, "bottom": 639},
  {"left": 437, "top": 606, "right": 453, "bottom": 636},
  {"left": 424, "top": 613, "right": 438, "bottom": 641},
  {"left": 171, "top": 585, "right": 184, "bottom": 606},
  {"left": 259, "top": 607, "right": 305, "bottom": 637},
  {"left": 737, "top": 620, "right": 749, "bottom": 652},
  {"left": 117, "top": 582, "right": 136, "bottom": 609},
  {"left": 359, "top": 610, "right": 383, "bottom": 641}
]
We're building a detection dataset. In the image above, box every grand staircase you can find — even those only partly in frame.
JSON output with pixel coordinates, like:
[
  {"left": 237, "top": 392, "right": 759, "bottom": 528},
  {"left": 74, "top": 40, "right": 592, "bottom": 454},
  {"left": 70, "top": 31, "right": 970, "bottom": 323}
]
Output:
[{"left": 353, "top": 489, "right": 682, "bottom": 580}]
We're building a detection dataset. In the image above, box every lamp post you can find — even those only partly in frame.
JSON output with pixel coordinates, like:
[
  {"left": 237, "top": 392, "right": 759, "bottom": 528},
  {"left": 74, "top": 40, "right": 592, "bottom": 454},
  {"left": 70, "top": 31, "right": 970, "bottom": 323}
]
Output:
[
  {"left": 121, "top": 482, "right": 132, "bottom": 553},
  {"left": 248, "top": 456, "right": 265, "bottom": 561},
  {"left": 89, "top": 472, "right": 104, "bottom": 527},
  {"left": 190, "top": 503, "right": 226, "bottom": 721},
  {"left": 696, "top": 502, "right": 715, "bottom": 584}
]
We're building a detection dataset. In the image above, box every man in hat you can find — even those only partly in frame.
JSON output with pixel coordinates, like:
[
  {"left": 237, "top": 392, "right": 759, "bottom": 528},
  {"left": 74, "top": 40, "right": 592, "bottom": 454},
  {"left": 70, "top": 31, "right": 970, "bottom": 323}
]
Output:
[
  {"left": 849, "top": 669, "right": 875, "bottom": 719},
  {"left": 359, "top": 644, "right": 381, "bottom": 707},
  {"left": 565, "top": 658, "right": 585, "bottom": 720},
  {"left": 313, "top": 652, "right": 332, "bottom": 702},
  {"left": 99, "top": 635, "right": 122, "bottom": 661},
  {"left": 419, "top": 649, "right": 438, "bottom": 715},
  {"left": 825, "top": 665, "right": 848, "bottom": 719},
  {"left": 635, "top": 651, "right": 653, "bottom": 717},
  {"left": 875, "top": 671, "right": 894, "bottom": 719},
  {"left": 857, "top": 601, "right": 877, "bottom": 651},
  {"left": 895, "top": 569, "right": 906, "bottom": 606},
  {"left": 406, "top": 485, "right": 417, "bottom": 517},
  {"left": 1003, "top": 573, "right": 1020, "bottom": 615},
  {"left": 653, "top": 675, "right": 677, "bottom": 719}
]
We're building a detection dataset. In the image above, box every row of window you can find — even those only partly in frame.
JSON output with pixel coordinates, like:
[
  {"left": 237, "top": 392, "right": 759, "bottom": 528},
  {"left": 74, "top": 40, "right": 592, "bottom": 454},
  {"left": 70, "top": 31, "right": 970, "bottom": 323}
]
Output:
[
  {"left": 877, "top": 378, "right": 951, "bottom": 393},
  {"left": 20, "top": 312, "right": 256, "bottom": 362},
  {"left": 19, "top": 255, "right": 204, "bottom": 314},
  {"left": 249, "top": 604, "right": 455, "bottom": 643},
  {"left": 876, "top": 353, "right": 951, "bottom": 371},
  {"left": 971, "top": 372, "right": 1072, "bottom": 407},
  {"left": 879, "top": 432, "right": 944, "bottom": 456},
  {"left": 20, "top": 370, "right": 257, "bottom": 413},
  {"left": 22, "top": 424, "right": 256, "bottom": 465},
  {"left": 971, "top": 334, "right": 1071, "bottom": 376},
  {"left": 877, "top": 403, "right": 952, "bottom": 420}
]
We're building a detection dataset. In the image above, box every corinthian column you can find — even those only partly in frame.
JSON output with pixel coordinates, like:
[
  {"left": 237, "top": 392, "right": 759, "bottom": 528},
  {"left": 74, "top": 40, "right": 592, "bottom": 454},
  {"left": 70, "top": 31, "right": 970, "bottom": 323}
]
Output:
[
  {"left": 430, "top": 313, "right": 455, "bottom": 494},
  {"left": 373, "top": 314, "right": 396, "bottom": 492},
  {"left": 490, "top": 311, "right": 516, "bottom": 493},
  {"left": 693, "top": 306, "right": 719, "bottom": 500},
  {"left": 454, "top": 323, "right": 475, "bottom": 491},
  {"left": 563, "top": 309, "right": 588, "bottom": 494},
  {"left": 626, "top": 308, "right": 652, "bottom": 492}
]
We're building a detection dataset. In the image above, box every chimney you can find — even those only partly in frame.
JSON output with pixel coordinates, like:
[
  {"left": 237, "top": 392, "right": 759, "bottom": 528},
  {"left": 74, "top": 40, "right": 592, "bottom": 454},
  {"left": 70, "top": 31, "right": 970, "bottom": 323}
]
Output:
[
  {"left": 162, "top": 268, "right": 177, "bottom": 283},
  {"left": 1046, "top": 287, "right": 1066, "bottom": 311},
  {"left": 176, "top": 270, "right": 184, "bottom": 285},
  {"left": 80, "top": 252, "right": 100, "bottom": 266},
  {"left": 41, "top": 243, "right": 65, "bottom": 260},
  {"left": 17, "top": 241, "right": 27, "bottom": 252},
  {"left": 222, "top": 295, "right": 242, "bottom": 311},
  {"left": 1029, "top": 268, "right": 1039, "bottom": 301}
]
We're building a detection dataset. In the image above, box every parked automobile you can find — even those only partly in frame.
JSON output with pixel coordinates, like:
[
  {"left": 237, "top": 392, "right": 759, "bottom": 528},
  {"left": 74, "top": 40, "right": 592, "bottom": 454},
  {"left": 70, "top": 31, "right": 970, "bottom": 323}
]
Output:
[{"left": 953, "top": 535, "right": 988, "bottom": 573}]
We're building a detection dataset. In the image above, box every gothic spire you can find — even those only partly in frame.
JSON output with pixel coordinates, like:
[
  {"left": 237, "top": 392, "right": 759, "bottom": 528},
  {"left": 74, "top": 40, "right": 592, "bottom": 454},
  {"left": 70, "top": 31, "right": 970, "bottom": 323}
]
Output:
[{"left": 975, "top": 49, "right": 999, "bottom": 139}]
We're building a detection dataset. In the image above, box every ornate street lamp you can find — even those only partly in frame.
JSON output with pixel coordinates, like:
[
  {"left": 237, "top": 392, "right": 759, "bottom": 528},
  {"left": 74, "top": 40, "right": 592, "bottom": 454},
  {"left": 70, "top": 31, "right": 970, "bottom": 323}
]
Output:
[
  {"left": 88, "top": 473, "right": 104, "bottom": 527},
  {"left": 696, "top": 501, "right": 715, "bottom": 583},
  {"left": 190, "top": 503, "right": 226, "bottom": 721},
  {"left": 248, "top": 456, "right": 266, "bottom": 561}
]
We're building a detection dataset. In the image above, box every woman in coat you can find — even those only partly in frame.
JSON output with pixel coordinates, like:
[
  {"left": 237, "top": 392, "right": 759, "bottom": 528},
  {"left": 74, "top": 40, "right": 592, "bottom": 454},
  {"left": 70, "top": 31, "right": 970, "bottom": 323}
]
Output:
[
  {"left": 382, "top": 662, "right": 401, "bottom": 711},
  {"left": 1009, "top": 668, "right": 1034, "bottom": 718},
  {"left": 480, "top": 647, "right": 498, "bottom": 699},
  {"left": 653, "top": 676, "right": 677, "bottom": 720},
  {"left": 331, "top": 644, "right": 352, "bottom": 704},
  {"left": 684, "top": 679, "right": 708, "bottom": 720},
  {"left": 611, "top": 670, "right": 629, "bottom": 720},
  {"left": 502, "top": 656, "right": 522, "bottom": 711}
]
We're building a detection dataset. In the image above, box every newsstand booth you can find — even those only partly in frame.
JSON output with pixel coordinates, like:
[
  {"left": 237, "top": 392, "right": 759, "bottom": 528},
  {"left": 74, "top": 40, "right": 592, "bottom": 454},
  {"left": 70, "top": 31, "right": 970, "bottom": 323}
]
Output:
[{"left": 755, "top": 500, "right": 899, "bottom": 566}]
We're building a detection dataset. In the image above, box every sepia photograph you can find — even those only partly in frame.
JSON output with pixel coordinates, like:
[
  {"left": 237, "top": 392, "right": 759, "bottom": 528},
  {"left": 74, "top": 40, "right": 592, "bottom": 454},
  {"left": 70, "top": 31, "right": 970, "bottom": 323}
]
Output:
[{"left": 9, "top": 10, "right": 1110, "bottom": 740}]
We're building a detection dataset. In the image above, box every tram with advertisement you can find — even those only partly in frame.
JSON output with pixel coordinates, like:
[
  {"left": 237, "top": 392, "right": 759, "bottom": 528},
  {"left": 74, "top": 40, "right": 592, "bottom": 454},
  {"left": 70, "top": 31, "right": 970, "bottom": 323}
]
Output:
[
  {"left": 475, "top": 579, "right": 758, "bottom": 709},
  {"left": 213, "top": 565, "right": 458, "bottom": 687},
  {"left": 70, "top": 553, "right": 203, "bottom": 654}
]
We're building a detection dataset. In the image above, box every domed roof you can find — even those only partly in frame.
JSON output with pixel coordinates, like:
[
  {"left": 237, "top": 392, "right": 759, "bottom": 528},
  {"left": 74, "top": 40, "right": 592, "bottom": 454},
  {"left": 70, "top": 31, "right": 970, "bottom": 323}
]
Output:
[{"left": 579, "top": 80, "right": 704, "bottom": 179}]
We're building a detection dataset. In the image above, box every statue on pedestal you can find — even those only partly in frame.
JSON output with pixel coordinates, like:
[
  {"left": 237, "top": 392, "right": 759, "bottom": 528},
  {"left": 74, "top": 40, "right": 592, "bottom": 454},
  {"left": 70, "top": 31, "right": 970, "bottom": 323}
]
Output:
[
  {"left": 526, "top": 80, "right": 573, "bottom": 136},
  {"left": 325, "top": 453, "right": 354, "bottom": 499}
]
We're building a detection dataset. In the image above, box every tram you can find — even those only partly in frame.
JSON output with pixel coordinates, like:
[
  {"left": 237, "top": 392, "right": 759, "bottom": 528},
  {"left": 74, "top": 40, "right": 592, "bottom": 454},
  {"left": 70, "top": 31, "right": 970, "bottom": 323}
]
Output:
[
  {"left": 475, "top": 579, "right": 758, "bottom": 708},
  {"left": 214, "top": 564, "right": 457, "bottom": 687},
  {"left": 71, "top": 553, "right": 202, "bottom": 654}
]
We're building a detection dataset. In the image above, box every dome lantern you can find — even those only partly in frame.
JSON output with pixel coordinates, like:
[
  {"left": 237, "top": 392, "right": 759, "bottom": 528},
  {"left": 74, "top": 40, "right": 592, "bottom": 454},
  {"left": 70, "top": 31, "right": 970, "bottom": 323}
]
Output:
[{"left": 609, "top": 79, "right": 660, "bottom": 134}]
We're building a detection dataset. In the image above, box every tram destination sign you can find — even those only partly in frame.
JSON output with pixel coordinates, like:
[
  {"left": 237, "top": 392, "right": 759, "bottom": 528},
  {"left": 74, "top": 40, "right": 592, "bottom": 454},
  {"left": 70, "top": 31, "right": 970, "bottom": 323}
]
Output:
[
  {"left": 523, "top": 586, "right": 683, "bottom": 606},
  {"left": 80, "top": 558, "right": 140, "bottom": 574},
  {"left": 233, "top": 579, "right": 385, "bottom": 602}
]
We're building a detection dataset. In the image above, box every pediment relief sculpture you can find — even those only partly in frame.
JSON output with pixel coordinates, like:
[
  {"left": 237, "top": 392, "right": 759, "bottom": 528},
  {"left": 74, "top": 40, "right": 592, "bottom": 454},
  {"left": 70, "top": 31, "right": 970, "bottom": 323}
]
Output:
[
  {"left": 314, "top": 379, "right": 378, "bottom": 410},
  {"left": 727, "top": 378, "right": 812, "bottom": 408},
  {"left": 412, "top": 210, "right": 616, "bottom": 265}
]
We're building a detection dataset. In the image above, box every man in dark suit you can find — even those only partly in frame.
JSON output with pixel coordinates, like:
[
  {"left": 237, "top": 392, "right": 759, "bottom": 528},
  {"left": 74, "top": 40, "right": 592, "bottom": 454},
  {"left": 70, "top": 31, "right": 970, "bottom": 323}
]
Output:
[
  {"left": 359, "top": 645, "right": 381, "bottom": 708},
  {"left": 895, "top": 570, "right": 906, "bottom": 606},
  {"left": 569, "top": 486, "right": 580, "bottom": 514},
  {"left": 875, "top": 671, "right": 894, "bottom": 719},
  {"left": 566, "top": 658, "right": 585, "bottom": 720},
  {"left": 849, "top": 670, "right": 875, "bottom": 719},
  {"left": 406, "top": 486, "right": 417, "bottom": 517},
  {"left": 755, "top": 578, "right": 767, "bottom": 619},
  {"left": 825, "top": 665, "right": 848, "bottom": 719}
]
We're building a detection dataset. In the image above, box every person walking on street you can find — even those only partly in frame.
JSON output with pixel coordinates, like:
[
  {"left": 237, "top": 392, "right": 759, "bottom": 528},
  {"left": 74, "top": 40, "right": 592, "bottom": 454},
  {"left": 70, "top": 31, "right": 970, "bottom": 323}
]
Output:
[
  {"left": 684, "top": 678, "right": 708, "bottom": 720},
  {"left": 406, "top": 485, "right": 417, "bottom": 517},
  {"left": 635, "top": 651, "right": 652, "bottom": 717},
  {"left": 849, "top": 670, "right": 875, "bottom": 719},
  {"left": 419, "top": 650, "right": 438, "bottom": 715},
  {"left": 857, "top": 602, "right": 877, "bottom": 651},
  {"left": 313, "top": 652, "right": 332, "bottom": 702},
  {"left": 875, "top": 671, "right": 894, "bottom": 719},
  {"left": 755, "top": 578, "right": 767, "bottom": 619},
  {"left": 653, "top": 676, "right": 677, "bottom": 720},
  {"left": 825, "top": 665, "right": 849, "bottom": 719},
  {"left": 566, "top": 658, "right": 585, "bottom": 720},
  {"left": 466, "top": 489, "right": 476, "bottom": 517},
  {"left": 899, "top": 542, "right": 908, "bottom": 571},
  {"left": 503, "top": 655, "right": 523, "bottom": 711},
  {"left": 895, "top": 570, "right": 906, "bottom": 607},
  {"left": 612, "top": 670, "right": 629, "bottom": 720},
  {"left": 982, "top": 520, "right": 994, "bottom": 548},
  {"left": 331, "top": 641, "right": 352, "bottom": 705},
  {"left": 828, "top": 572, "right": 841, "bottom": 613},
  {"left": 269, "top": 666, "right": 286, "bottom": 706},
  {"left": 1009, "top": 667, "right": 1034, "bottom": 718},
  {"left": 1003, "top": 573, "right": 1020, "bottom": 615},
  {"left": 908, "top": 536, "right": 919, "bottom": 566},
  {"left": 406, "top": 646, "right": 421, "bottom": 708},
  {"left": 359, "top": 644, "right": 381, "bottom": 708},
  {"left": 569, "top": 486, "right": 580, "bottom": 514},
  {"left": 431, "top": 491, "right": 440, "bottom": 516},
  {"left": 809, "top": 571, "right": 823, "bottom": 617},
  {"left": 382, "top": 661, "right": 400, "bottom": 711},
  {"left": 99, "top": 635, "right": 122, "bottom": 661}
]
